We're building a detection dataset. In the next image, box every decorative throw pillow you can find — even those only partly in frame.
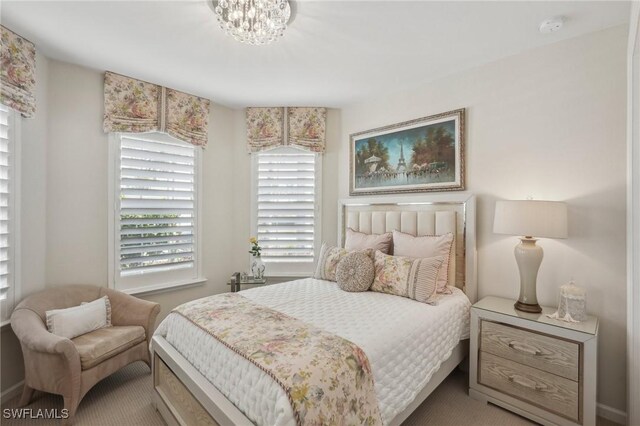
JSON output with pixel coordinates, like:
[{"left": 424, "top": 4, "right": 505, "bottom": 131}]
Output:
[
  {"left": 370, "top": 250, "right": 444, "bottom": 304},
  {"left": 392, "top": 230, "right": 454, "bottom": 293},
  {"left": 335, "top": 251, "right": 375, "bottom": 292},
  {"left": 46, "top": 296, "right": 112, "bottom": 339},
  {"left": 314, "top": 243, "right": 373, "bottom": 282},
  {"left": 345, "top": 228, "right": 393, "bottom": 254},
  {"left": 314, "top": 243, "right": 351, "bottom": 282}
]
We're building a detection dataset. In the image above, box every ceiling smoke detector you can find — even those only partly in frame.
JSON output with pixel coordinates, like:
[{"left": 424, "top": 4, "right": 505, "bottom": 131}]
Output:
[{"left": 539, "top": 16, "right": 565, "bottom": 34}]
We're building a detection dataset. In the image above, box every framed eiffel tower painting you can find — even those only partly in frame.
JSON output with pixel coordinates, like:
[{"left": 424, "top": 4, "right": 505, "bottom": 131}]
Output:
[{"left": 349, "top": 109, "right": 465, "bottom": 196}]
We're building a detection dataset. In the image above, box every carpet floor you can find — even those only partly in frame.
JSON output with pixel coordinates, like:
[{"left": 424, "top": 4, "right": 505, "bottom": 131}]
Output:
[{"left": 2, "top": 362, "right": 619, "bottom": 426}]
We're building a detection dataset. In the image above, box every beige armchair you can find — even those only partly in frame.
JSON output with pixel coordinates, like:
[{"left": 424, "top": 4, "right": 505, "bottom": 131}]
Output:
[{"left": 10, "top": 285, "right": 160, "bottom": 423}]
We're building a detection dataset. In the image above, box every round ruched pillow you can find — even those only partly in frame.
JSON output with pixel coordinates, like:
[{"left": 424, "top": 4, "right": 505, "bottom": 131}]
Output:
[{"left": 335, "top": 251, "right": 375, "bottom": 292}]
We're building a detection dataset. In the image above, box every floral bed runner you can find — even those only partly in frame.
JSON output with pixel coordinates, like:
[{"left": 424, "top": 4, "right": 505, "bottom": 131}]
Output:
[{"left": 172, "top": 293, "right": 382, "bottom": 426}]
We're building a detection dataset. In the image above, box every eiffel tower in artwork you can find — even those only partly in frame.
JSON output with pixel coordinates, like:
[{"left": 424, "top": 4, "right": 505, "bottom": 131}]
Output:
[{"left": 397, "top": 142, "right": 407, "bottom": 172}]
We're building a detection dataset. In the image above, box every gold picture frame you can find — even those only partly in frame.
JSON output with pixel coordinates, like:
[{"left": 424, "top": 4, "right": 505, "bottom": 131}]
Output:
[{"left": 349, "top": 108, "right": 465, "bottom": 195}]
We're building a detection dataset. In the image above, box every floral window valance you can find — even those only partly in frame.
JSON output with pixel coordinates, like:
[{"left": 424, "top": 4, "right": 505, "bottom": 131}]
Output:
[
  {"left": 0, "top": 26, "right": 36, "bottom": 118},
  {"left": 288, "top": 107, "right": 326, "bottom": 153},
  {"left": 103, "top": 71, "right": 210, "bottom": 147},
  {"left": 246, "top": 107, "right": 326, "bottom": 153},
  {"left": 246, "top": 107, "right": 284, "bottom": 152}
]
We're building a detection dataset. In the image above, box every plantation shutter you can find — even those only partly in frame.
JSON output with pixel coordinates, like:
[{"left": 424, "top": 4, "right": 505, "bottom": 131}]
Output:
[
  {"left": 0, "top": 105, "right": 12, "bottom": 300},
  {"left": 257, "top": 150, "right": 316, "bottom": 264},
  {"left": 119, "top": 135, "right": 196, "bottom": 276}
]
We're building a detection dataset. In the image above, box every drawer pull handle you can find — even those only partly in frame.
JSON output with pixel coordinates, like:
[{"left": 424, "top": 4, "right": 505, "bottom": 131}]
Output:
[
  {"left": 508, "top": 374, "right": 546, "bottom": 391},
  {"left": 508, "top": 341, "right": 541, "bottom": 356}
]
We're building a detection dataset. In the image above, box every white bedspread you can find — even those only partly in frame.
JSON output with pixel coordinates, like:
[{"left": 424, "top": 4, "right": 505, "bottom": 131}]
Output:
[{"left": 154, "top": 278, "right": 470, "bottom": 425}]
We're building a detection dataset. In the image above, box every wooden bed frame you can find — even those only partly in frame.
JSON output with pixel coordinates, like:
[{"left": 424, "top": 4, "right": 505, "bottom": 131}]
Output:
[{"left": 151, "top": 194, "right": 477, "bottom": 426}]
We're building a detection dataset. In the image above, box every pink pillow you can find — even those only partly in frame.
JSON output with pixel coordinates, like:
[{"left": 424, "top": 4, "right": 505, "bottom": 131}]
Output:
[
  {"left": 370, "top": 250, "right": 443, "bottom": 304},
  {"left": 345, "top": 228, "right": 392, "bottom": 254},
  {"left": 392, "top": 230, "right": 454, "bottom": 293}
]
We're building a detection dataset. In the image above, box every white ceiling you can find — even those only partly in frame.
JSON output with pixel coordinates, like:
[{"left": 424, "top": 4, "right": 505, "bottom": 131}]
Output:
[{"left": 0, "top": 1, "right": 630, "bottom": 108}]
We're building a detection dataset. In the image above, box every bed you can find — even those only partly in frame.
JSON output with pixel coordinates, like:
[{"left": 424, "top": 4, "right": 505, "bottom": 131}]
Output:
[{"left": 151, "top": 194, "right": 477, "bottom": 426}]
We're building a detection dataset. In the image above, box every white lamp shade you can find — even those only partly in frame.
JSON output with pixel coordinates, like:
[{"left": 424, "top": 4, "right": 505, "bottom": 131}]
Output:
[{"left": 493, "top": 200, "right": 568, "bottom": 239}]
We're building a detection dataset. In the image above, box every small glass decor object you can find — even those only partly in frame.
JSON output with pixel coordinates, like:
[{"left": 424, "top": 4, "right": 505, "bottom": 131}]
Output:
[
  {"left": 249, "top": 236, "right": 265, "bottom": 279},
  {"left": 547, "top": 279, "right": 587, "bottom": 323},
  {"left": 251, "top": 257, "right": 265, "bottom": 279}
]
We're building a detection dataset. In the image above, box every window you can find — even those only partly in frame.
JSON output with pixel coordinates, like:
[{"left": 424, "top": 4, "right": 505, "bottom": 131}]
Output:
[
  {"left": 251, "top": 147, "right": 322, "bottom": 276},
  {"left": 109, "top": 133, "right": 202, "bottom": 294},
  {"left": 0, "top": 104, "right": 20, "bottom": 323}
]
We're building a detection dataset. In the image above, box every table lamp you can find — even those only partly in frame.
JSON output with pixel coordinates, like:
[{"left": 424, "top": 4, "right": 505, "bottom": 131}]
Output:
[{"left": 493, "top": 200, "right": 568, "bottom": 313}]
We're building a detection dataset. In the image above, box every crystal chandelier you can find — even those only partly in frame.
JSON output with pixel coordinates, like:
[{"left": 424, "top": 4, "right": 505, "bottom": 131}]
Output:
[{"left": 213, "top": 0, "right": 291, "bottom": 45}]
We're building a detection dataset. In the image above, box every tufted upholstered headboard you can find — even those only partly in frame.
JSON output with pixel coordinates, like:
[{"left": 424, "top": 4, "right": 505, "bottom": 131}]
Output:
[{"left": 338, "top": 194, "right": 477, "bottom": 303}]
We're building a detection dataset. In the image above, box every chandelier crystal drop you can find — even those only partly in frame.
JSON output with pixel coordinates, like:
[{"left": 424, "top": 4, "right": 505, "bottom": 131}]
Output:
[{"left": 214, "top": 0, "right": 291, "bottom": 45}]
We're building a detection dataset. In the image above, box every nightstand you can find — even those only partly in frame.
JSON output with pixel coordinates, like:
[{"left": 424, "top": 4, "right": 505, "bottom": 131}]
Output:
[{"left": 469, "top": 296, "right": 598, "bottom": 426}]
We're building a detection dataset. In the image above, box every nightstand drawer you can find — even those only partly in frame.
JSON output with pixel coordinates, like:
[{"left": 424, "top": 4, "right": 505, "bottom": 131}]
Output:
[
  {"left": 481, "top": 320, "right": 579, "bottom": 381},
  {"left": 479, "top": 351, "right": 579, "bottom": 422}
]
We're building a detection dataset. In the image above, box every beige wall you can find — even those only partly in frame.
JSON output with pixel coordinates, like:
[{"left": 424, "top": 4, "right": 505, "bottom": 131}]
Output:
[
  {"left": 46, "top": 61, "right": 109, "bottom": 285},
  {"left": 338, "top": 25, "right": 628, "bottom": 412},
  {"left": 20, "top": 52, "right": 49, "bottom": 299}
]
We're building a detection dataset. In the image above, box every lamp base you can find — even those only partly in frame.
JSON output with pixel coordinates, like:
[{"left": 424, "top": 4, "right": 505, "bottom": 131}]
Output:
[
  {"left": 514, "top": 300, "right": 542, "bottom": 313},
  {"left": 514, "top": 237, "right": 544, "bottom": 314}
]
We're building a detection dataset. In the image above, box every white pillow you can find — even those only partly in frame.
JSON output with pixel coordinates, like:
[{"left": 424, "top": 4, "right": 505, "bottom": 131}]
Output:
[{"left": 46, "top": 296, "right": 112, "bottom": 339}]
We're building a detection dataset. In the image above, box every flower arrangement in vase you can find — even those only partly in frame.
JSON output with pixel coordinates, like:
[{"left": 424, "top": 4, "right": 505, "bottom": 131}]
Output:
[{"left": 249, "top": 236, "right": 265, "bottom": 279}]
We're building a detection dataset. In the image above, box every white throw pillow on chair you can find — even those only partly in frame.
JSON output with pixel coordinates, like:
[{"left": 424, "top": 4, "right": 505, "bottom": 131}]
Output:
[{"left": 45, "top": 296, "right": 112, "bottom": 339}]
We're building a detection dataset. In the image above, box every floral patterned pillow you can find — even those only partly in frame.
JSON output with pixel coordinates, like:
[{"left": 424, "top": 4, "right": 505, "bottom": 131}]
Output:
[
  {"left": 370, "top": 250, "right": 444, "bottom": 304},
  {"left": 314, "top": 243, "right": 372, "bottom": 282},
  {"left": 314, "top": 244, "right": 350, "bottom": 281}
]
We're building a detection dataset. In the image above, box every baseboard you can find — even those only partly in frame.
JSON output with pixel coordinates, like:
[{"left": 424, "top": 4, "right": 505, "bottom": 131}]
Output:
[
  {"left": 1, "top": 380, "right": 23, "bottom": 404},
  {"left": 597, "top": 403, "right": 627, "bottom": 425}
]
